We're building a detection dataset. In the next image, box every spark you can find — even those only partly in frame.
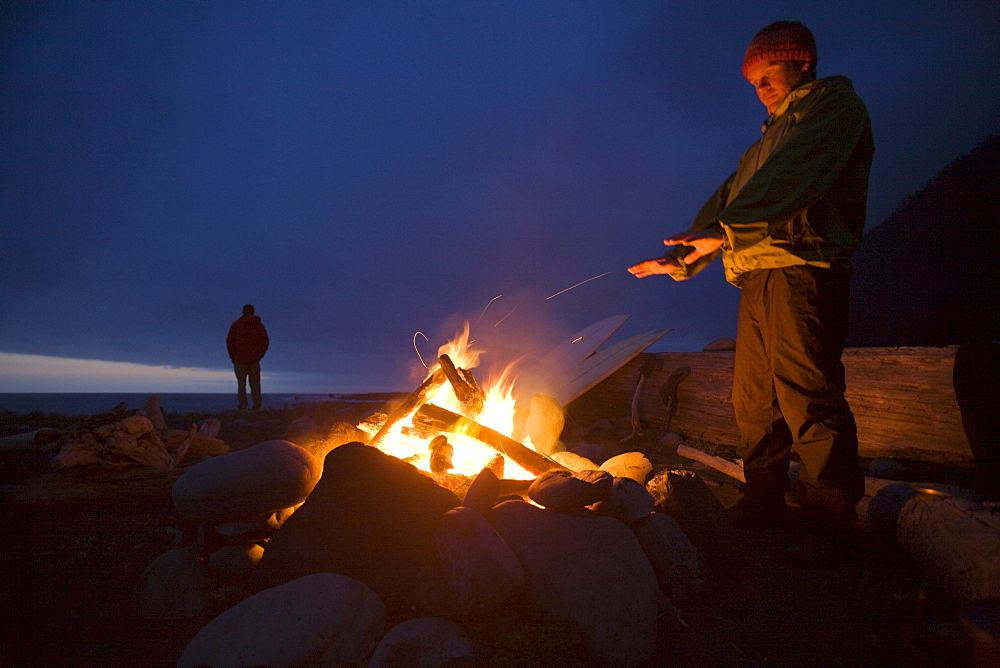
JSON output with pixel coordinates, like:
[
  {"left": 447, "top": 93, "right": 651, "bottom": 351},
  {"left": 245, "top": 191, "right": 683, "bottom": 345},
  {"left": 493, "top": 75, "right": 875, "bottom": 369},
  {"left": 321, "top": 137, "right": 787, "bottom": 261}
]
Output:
[
  {"left": 412, "top": 331, "right": 429, "bottom": 368},
  {"left": 494, "top": 300, "right": 524, "bottom": 327},
  {"left": 545, "top": 271, "right": 612, "bottom": 300},
  {"left": 475, "top": 294, "right": 503, "bottom": 327}
]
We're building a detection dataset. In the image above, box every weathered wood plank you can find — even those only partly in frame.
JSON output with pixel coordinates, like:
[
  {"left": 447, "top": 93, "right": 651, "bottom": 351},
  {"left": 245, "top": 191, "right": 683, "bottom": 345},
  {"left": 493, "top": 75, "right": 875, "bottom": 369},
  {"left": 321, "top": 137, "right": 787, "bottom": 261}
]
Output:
[{"left": 568, "top": 346, "right": 973, "bottom": 467}]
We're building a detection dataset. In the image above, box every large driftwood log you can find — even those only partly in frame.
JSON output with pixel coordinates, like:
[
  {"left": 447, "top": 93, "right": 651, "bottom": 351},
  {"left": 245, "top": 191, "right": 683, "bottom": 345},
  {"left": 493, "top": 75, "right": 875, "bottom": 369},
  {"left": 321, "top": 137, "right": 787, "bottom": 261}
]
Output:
[
  {"left": 569, "top": 347, "right": 973, "bottom": 467},
  {"left": 413, "top": 403, "right": 568, "bottom": 476}
]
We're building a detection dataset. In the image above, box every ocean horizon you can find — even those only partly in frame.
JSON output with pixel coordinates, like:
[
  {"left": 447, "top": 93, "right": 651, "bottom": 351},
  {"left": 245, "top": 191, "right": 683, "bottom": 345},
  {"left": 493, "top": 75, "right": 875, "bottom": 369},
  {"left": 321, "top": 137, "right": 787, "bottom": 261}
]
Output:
[{"left": 0, "top": 392, "right": 402, "bottom": 417}]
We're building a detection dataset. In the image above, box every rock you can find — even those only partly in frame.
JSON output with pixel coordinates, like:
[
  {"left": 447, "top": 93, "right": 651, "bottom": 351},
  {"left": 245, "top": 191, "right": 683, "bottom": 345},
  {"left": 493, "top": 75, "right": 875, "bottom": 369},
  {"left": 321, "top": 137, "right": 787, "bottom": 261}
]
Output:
[
  {"left": 702, "top": 337, "right": 736, "bottom": 351},
  {"left": 416, "top": 506, "right": 524, "bottom": 619},
  {"left": 172, "top": 439, "right": 321, "bottom": 523},
  {"left": 177, "top": 573, "right": 385, "bottom": 668},
  {"left": 208, "top": 543, "right": 264, "bottom": 580},
  {"left": 252, "top": 442, "right": 459, "bottom": 616},
  {"left": 462, "top": 466, "right": 501, "bottom": 514},
  {"left": 658, "top": 432, "right": 684, "bottom": 448},
  {"left": 140, "top": 547, "right": 213, "bottom": 620},
  {"left": 864, "top": 482, "right": 920, "bottom": 535},
  {"left": 489, "top": 500, "right": 658, "bottom": 666},
  {"left": 527, "top": 469, "right": 613, "bottom": 513},
  {"left": 523, "top": 394, "right": 565, "bottom": 456},
  {"left": 868, "top": 457, "right": 909, "bottom": 480},
  {"left": 600, "top": 452, "right": 653, "bottom": 485},
  {"left": 632, "top": 512, "right": 712, "bottom": 604},
  {"left": 213, "top": 509, "right": 290, "bottom": 542},
  {"left": 647, "top": 469, "right": 746, "bottom": 575},
  {"left": 551, "top": 450, "right": 598, "bottom": 472},
  {"left": 566, "top": 441, "right": 604, "bottom": 464},
  {"left": 591, "top": 477, "right": 655, "bottom": 525},
  {"left": 285, "top": 416, "right": 320, "bottom": 447},
  {"left": 369, "top": 617, "right": 476, "bottom": 668}
]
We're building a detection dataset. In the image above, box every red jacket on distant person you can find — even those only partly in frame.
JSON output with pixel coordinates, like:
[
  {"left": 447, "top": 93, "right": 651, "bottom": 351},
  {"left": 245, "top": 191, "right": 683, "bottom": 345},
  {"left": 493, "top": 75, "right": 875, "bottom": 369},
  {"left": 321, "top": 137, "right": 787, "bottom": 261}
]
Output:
[{"left": 226, "top": 313, "right": 269, "bottom": 365}]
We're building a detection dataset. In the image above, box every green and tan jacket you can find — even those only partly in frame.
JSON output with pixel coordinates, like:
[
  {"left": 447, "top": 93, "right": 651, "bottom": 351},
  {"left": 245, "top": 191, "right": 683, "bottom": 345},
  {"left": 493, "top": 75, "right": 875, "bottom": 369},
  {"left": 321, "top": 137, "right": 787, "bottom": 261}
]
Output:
[{"left": 667, "top": 75, "right": 875, "bottom": 287}]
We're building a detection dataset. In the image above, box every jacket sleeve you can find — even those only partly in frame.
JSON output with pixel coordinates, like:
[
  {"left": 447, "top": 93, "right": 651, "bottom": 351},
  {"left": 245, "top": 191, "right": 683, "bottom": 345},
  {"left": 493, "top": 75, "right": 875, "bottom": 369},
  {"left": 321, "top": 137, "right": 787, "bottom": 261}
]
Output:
[
  {"left": 664, "top": 173, "right": 734, "bottom": 281},
  {"left": 226, "top": 324, "right": 237, "bottom": 360},
  {"left": 716, "top": 87, "right": 871, "bottom": 253}
]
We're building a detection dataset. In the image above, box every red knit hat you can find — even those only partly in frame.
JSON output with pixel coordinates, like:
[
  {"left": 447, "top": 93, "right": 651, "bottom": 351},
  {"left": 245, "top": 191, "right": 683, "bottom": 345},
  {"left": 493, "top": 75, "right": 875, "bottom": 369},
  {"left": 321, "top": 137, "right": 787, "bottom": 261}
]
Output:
[{"left": 742, "top": 21, "right": 817, "bottom": 79}]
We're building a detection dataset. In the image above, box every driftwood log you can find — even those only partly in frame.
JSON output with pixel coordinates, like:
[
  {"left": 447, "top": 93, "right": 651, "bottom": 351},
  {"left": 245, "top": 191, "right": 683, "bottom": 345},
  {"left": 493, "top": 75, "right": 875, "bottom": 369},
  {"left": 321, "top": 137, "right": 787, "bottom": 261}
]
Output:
[
  {"left": 413, "top": 403, "right": 568, "bottom": 476},
  {"left": 569, "top": 346, "right": 973, "bottom": 467},
  {"left": 438, "top": 353, "right": 485, "bottom": 418},
  {"left": 367, "top": 369, "right": 446, "bottom": 451}
]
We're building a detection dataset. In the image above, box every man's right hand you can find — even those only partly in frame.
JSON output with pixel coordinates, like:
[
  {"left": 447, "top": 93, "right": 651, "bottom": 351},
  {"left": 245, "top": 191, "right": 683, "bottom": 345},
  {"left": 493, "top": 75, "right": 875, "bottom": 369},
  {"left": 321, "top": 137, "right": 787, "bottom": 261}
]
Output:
[{"left": 628, "top": 256, "right": 681, "bottom": 278}]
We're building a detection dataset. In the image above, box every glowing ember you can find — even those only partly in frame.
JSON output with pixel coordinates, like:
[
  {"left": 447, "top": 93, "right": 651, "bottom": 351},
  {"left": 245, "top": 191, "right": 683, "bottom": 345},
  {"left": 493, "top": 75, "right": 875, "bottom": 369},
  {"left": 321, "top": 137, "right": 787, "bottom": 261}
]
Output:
[{"left": 360, "top": 322, "right": 538, "bottom": 480}]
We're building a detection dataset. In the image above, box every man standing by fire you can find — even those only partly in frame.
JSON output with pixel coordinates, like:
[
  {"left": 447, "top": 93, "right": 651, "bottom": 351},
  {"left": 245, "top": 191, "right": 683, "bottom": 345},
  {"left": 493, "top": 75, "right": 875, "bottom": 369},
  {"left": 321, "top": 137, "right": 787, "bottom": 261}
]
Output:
[
  {"left": 629, "top": 21, "right": 874, "bottom": 542},
  {"left": 227, "top": 303, "right": 270, "bottom": 413}
]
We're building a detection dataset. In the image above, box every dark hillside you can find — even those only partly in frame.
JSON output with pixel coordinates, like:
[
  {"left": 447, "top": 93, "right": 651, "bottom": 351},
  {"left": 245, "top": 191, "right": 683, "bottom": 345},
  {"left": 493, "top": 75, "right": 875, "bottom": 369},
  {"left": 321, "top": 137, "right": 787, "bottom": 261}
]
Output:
[{"left": 848, "top": 135, "right": 1000, "bottom": 346}]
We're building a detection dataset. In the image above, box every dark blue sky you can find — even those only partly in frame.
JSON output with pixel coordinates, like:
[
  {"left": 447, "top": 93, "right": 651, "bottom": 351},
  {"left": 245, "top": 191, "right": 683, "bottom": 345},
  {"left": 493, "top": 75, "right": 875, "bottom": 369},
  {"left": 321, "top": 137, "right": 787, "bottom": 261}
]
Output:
[{"left": 3, "top": 1, "right": 999, "bottom": 393}]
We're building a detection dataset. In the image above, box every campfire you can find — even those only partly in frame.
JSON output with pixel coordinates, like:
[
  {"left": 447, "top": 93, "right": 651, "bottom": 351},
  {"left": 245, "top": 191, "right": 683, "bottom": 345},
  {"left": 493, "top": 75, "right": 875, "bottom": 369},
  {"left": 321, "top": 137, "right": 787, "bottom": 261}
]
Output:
[{"left": 356, "top": 322, "right": 565, "bottom": 482}]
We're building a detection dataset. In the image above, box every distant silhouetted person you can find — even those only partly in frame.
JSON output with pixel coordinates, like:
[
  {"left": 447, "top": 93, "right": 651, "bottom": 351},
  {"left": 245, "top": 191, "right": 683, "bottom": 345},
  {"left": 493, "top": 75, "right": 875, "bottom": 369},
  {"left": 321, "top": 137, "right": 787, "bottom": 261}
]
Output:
[{"left": 226, "top": 304, "right": 269, "bottom": 413}]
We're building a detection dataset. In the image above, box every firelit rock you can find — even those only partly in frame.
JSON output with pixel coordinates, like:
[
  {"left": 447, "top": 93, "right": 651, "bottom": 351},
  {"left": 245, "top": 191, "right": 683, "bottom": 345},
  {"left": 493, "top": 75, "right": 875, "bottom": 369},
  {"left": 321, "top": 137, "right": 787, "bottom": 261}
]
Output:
[
  {"left": 527, "top": 469, "right": 613, "bottom": 513},
  {"left": 369, "top": 617, "right": 476, "bottom": 668},
  {"left": 416, "top": 506, "right": 524, "bottom": 618},
  {"left": 631, "top": 512, "right": 712, "bottom": 604},
  {"left": 591, "top": 477, "right": 655, "bottom": 525},
  {"left": 251, "top": 442, "right": 459, "bottom": 617},
  {"left": 551, "top": 449, "right": 598, "bottom": 472},
  {"left": 462, "top": 466, "right": 501, "bottom": 514},
  {"left": 600, "top": 452, "right": 653, "bottom": 485},
  {"left": 177, "top": 573, "right": 385, "bottom": 668},
  {"left": 489, "top": 500, "right": 658, "bottom": 666},
  {"left": 524, "top": 393, "right": 565, "bottom": 456},
  {"left": 172, "top": 439, "right": 321, "bottom": 523}
]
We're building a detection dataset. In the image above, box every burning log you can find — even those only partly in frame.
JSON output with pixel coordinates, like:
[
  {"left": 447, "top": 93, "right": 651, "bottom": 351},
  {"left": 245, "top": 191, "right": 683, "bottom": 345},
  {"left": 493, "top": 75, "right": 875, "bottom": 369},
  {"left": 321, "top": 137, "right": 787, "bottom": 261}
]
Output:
[
  {"left": 428, "top": 435, "right": 454, "bottom": 474},
  {"left": 367, "top": 369, "right": 447, "bottom": 450},
  {"left": 438, "top": 354, "right": 485, "bottom": 417},
  {"left": 413, "top": 403, "right": 568, "bottom": 476}
]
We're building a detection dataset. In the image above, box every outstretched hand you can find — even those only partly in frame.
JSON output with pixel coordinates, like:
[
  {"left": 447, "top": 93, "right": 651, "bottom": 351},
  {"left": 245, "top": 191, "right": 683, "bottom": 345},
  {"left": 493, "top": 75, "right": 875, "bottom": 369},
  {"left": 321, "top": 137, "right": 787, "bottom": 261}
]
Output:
[
  {"left": 628, "top": 256, "right": 681, "bottom": 278},
  {"left": 663, "top": 229, "right": 725, "bottom": 264}
]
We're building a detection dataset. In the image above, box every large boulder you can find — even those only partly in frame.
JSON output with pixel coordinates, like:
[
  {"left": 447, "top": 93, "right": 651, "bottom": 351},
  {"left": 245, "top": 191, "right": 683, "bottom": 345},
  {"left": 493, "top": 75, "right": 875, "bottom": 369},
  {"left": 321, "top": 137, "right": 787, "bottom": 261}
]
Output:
[
  {"left": 252, "top": 442, "right": 459, "bottom": 616},
  {"left": 632, "top": 512, "right": 712, "bottom": 604},
  {"left": 416, "top": 506, "right": 524, "bottom": 619},
  {"left": 178, "top": 573, "right": 385, "bottom": 667},
  {"left": 489, "top": 500, "right": 658, "bottom": 666},
  {"left": 172, "top": 439, "right": 321, "bottom": 523}
]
